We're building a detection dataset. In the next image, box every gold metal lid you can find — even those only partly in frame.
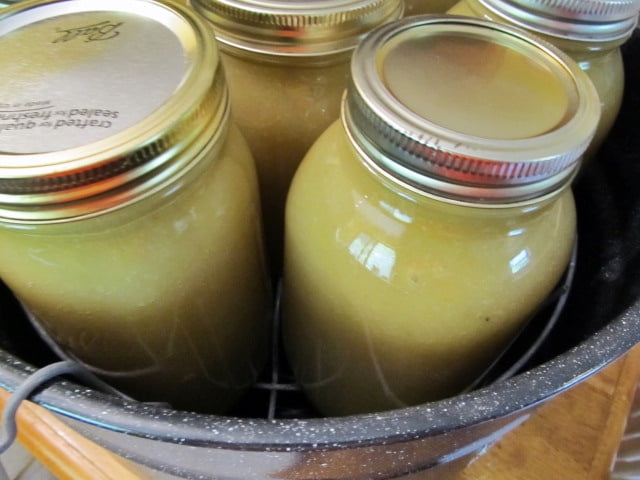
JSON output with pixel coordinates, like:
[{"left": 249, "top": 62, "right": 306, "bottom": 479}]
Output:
[
  {"left": 343, "top": 15, "right": 601, "bottom": 205},
  {"left": 477, "top": 0, "right": 640, "bottom": 41},
  {"left": 0, "top": 0, "right": 228, "bottom": 222},
  {"left": 190, "top": 0, "right": 404, "bottom": 56}
]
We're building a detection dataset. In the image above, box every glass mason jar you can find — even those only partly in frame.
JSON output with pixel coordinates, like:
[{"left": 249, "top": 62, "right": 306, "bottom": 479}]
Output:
[
  {"left": 0, "top": 0, "right": 271, "bottom": 413},
  {"left": 448, "top": 0, "right": 640, "bottom": 162},
  {"left": 282, "top": 16, "right": 601, "bottom": 416},
  {"left": 190, "top": 0, "right": 404, "bottom": 275}
]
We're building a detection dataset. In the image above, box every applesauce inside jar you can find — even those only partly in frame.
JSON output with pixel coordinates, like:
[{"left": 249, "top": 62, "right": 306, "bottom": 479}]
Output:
[
  {"left": 281, "top": 16, "right": 601, "bottom": 416},
  {"left": 403, "top": 0, "right": 459, "bottom": 15},
  {"left": 0, "top": 0, "right": 271, "bottom": 413},
  {"left": 217, "top": 51, "right": 352, "bottom": 274},
  {"left": 190, "top": 0, "right": 404, "bottom": 275},
  {"left": 283, "top": 121, "right": 577, "bottom": 414},
  {"left": 0, "top": 124, "right": 270, "bottom": 411}
]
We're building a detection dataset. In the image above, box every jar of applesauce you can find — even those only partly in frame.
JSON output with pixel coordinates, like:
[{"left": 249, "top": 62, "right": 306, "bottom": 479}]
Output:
[
  {"left": 0, "top": 0, "right": 271, "bottom": 413},
  {"left": 282, "top": 16, "right": 601, "bottom": 416},
  {"left": 190, "top": 0, "right": 404, "bottom": 275},
  {"left": 448, "top": 0, "right": 640, "bottom": 161}
]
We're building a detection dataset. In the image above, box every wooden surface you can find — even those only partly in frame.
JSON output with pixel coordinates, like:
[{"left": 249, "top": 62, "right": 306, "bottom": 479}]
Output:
[
  {"left": 457, "top": 343, "right": 640, "bottom": 480},
  {"left": 0, "top": 388, "right": 150, "bottom": 480}
]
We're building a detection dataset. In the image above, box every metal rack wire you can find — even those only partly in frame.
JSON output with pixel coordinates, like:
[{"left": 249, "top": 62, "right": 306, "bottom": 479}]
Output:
[
  {"left": 0, "top": 237, "right": 581, "bottom": 477},
  {"left": 234, "top": 241, "right": 578, "bottom": 421},
  {"left": 6, "top": 240, "right": 578, "bottom": 423}
]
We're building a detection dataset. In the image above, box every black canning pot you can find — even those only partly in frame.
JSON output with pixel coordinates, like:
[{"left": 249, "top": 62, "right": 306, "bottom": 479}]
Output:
[{"left": 0, "top": 29, "right": 639, "bottom": 480}]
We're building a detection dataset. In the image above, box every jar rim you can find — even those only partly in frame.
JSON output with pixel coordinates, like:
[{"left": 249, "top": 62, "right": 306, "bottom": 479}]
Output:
[
  {"left": 0, "top": 0, "right": 228, "bottom": 221},
  {"left": 342, "top": 15, "right": 601, "bottom": 205},
  {"left": 477, "top": 0, "right": 640, "bottom": 42},
  {"left": 190, "top": 0, "right": 404, "bottom": 56}
]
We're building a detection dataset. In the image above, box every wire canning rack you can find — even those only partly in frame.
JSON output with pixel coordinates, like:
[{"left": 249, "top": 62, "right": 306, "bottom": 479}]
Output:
[
  {"left": 2, "top": 241, "right": 577, "bottom": 421},
  {"left": 232, "top": 245, "right": 577, "bottom": 421}
]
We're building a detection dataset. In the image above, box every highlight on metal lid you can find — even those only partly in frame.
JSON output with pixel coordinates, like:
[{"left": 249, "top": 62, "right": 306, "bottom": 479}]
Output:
[
  {"left": 0, "top": 0, "right": 228, "bottom": 222},
  {"left": 342, "top": 15, "right": 602, "bottom": 205},
  {"left": 190, "top": 0, "right": 404, "bottom": 56},
  {"left": 476, "top": 0, "right": 640, "bottom": 41}
]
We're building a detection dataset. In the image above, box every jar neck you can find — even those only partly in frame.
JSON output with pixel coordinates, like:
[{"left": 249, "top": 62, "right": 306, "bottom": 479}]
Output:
[
  {"left": 217, "top": 41, "right": 353, "bottom": 67},
  {"left": 0, "top": 107, "right": 231, "bottom": 226},
  {"left": 342, "top": 123, "right": 573, "bottom": 217},
  {"left": 341, "top": 94, "right": 581, "bottom": 209},
  {"left": 191, "top": 0, "right": 404, "bottom": 61}
]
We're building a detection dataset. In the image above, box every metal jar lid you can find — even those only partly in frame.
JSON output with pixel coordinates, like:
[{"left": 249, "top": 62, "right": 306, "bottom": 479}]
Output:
[
  {"left": 342, "top": 15, "right": 602, "bottom": 206},
  {"left": 0, "top": 0, "right": 228, "bottom": 222},
  {"left": 476, "top": 0, "right": 640, "bottom": 42},
  {"left": 190, "top": 0, "right": 404, "bottom": 56}
]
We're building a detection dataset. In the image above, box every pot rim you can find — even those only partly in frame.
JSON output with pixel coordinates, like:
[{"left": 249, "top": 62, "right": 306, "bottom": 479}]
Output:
[{"left": 0, "top": 296, "right": 636, "bottom": 452}]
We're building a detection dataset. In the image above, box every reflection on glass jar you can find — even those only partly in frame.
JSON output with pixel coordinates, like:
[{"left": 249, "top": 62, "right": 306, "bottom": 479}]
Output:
[
  {"left": 190, "top": 0, "right": 404, "bottom": 275},
  {"left": 0, "top": 0, "right": 271, "bottom": 413},
  {"left": 448, "top": 0, "right": 640, "bottom": 161},
  {"left": 282, "top": 16, "right": 601, "bottom": 416}
]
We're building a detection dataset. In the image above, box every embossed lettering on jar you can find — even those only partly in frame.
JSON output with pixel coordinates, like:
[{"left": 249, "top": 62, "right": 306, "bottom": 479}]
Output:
[
  {"left": 448, "top": 0, "right": 640, "bottom": 161},
  {"left": 0, "top": 0, "right": 271, "bottom": 413},
  {"left": 282, "top": 16, "right": 601, "bottom": 416},
  {"left": 190, "top": 0, "right": 404, "bottom": 274}
]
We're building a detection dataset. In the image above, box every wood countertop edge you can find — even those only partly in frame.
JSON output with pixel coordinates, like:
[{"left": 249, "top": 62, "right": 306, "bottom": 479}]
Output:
[{"left": 456, "top": 342, "right": 640, "bottom": 479}]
